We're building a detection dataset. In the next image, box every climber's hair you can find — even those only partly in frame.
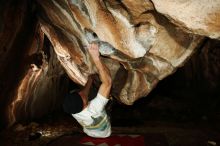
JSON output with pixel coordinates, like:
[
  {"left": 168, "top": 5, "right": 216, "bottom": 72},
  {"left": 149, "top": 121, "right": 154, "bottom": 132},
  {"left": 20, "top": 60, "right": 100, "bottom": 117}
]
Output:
[{"left": 63, "top": 91, "right": 83, "bottom": 114}]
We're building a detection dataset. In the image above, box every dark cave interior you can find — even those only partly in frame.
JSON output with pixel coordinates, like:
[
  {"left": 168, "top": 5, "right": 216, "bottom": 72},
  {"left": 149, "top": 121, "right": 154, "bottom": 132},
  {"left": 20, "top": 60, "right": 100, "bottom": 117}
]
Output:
[
  {"left": 1, "top": 0, "right": 220, "bottom": 146},
  {"left": 1, "top": 51, "right": 220, "bottom": 146}
]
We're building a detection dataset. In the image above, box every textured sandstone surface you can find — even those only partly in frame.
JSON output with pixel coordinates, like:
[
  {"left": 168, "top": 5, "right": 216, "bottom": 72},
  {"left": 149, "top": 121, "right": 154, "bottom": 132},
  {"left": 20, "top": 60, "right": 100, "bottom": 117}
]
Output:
[
  {"left": 0, "top": 0, "right": 68, "bottom": 127},
  {"left": 37, "top": 0, "right": 204, "bottom": 104},
  {"left": 151, "top": 0, "right": 220, "bottom": 39},
  {"left": 1, "top": 0, "right": 220, "bottom": 126}
]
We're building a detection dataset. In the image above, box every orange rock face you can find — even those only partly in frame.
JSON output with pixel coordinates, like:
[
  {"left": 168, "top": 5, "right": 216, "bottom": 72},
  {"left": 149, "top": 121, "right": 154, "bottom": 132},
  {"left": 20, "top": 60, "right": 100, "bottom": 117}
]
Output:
[
  {"left": 1, "top": 0, "right": 219, "bottom": 127},
  {"left": 37, "top": 0, "right": 204, "bottom": 105},
  {"left": 151, "top": 0, "right": 220, "bottom": 39}
]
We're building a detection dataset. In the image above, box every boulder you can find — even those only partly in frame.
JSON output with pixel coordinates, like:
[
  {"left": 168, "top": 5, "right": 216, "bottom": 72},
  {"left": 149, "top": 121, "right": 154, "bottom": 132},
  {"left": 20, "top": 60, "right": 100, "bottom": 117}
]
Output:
[{"left": 151, "top": 0, "right": 220, "bottom": 39}]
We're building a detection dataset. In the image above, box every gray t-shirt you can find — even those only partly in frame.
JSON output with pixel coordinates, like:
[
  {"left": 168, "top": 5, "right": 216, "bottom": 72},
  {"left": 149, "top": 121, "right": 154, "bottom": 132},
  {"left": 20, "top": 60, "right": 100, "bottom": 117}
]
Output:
[{"left": 72, "top": 93, "right": 111, "bottom": 138}]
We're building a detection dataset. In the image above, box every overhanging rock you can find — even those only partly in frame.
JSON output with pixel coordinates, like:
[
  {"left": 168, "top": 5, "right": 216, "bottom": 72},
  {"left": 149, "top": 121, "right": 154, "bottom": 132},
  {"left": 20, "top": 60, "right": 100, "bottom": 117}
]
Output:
[
  {"left": 37, "top": 0, "right": 205, "bottom": 105},
  {"left": 151, "top": 0, "right": 220, "bottom": 39}
]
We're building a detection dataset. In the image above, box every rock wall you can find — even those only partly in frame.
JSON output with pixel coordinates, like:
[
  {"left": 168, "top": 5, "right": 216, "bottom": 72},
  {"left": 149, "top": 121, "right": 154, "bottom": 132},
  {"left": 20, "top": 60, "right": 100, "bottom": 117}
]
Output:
[
  {"left": 37, "top": 0, "right": 204, "bottom": 105},
  {"left": 0, "top": 0, "right": 68, "bottom": 128},
  {"left": 151, "top": 0, "right": 220, "bottom": 39},
  {"left": 0, "top": 0, "right": 220, "bottom": 127}
]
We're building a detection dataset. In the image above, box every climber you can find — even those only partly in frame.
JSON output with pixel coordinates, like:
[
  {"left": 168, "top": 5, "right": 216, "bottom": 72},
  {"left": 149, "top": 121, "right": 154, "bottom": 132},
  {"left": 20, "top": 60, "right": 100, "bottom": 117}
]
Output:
[{"left": 63, "top": 43, "right": 112, "bottom": 138}]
